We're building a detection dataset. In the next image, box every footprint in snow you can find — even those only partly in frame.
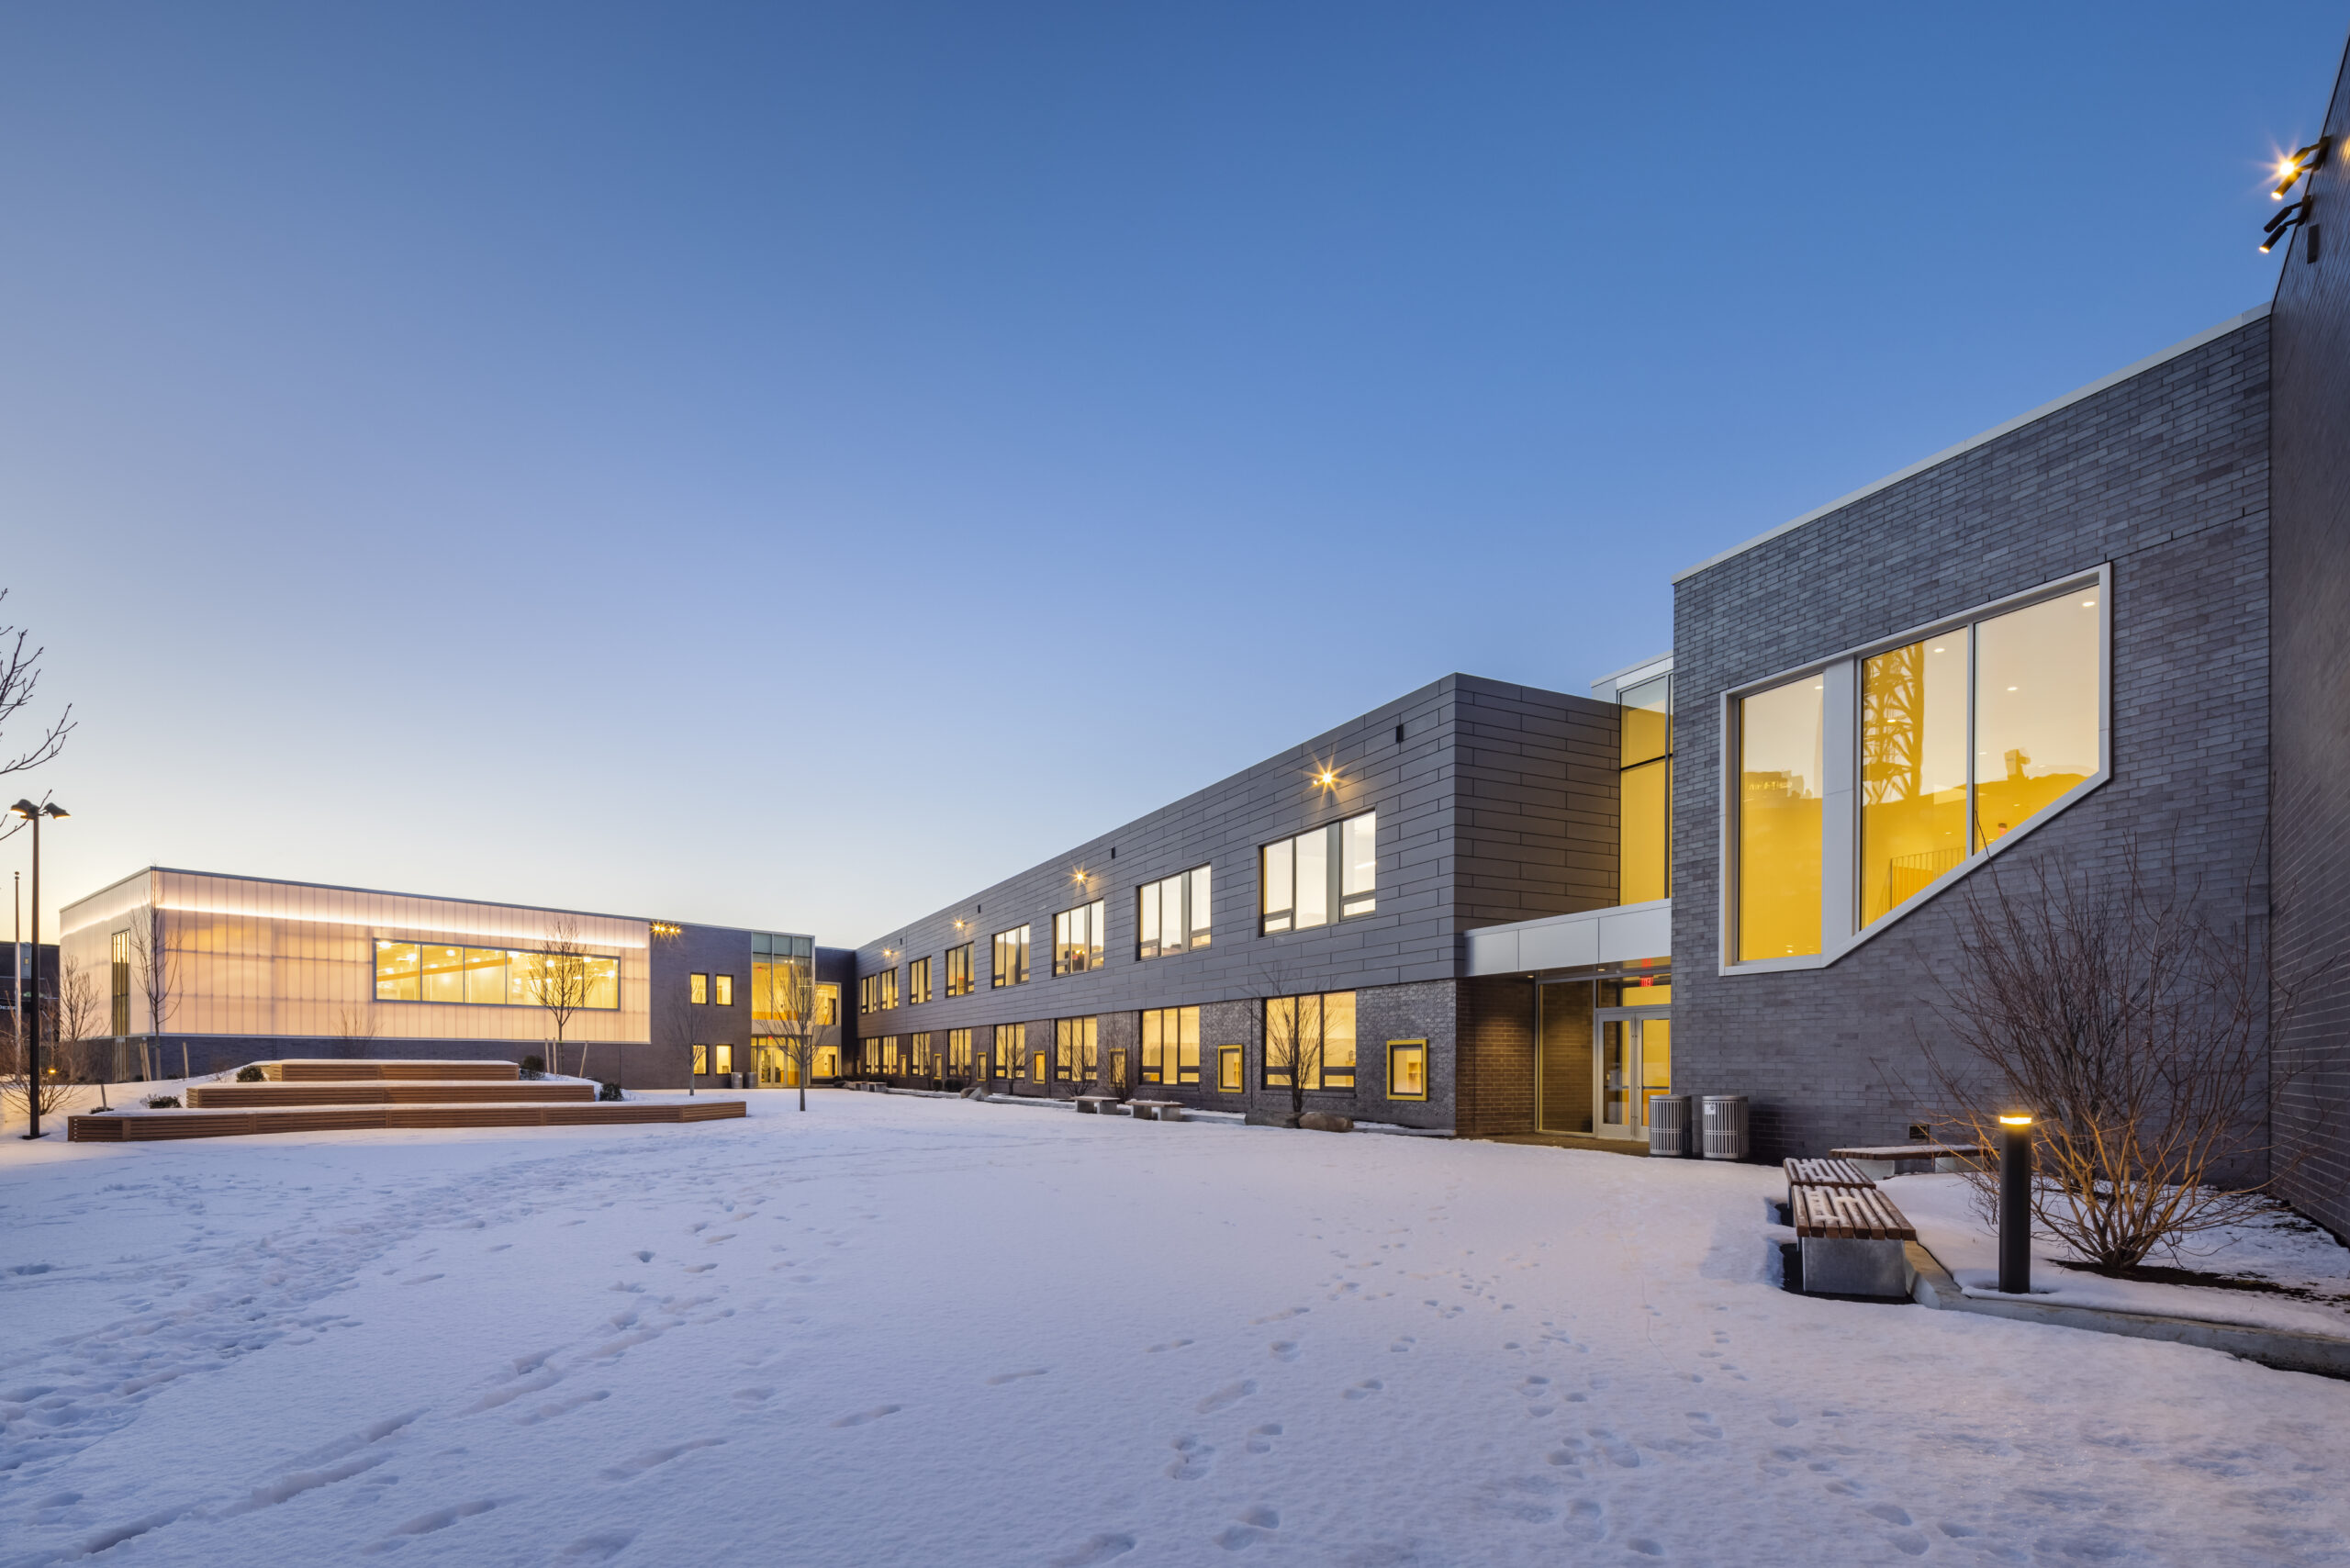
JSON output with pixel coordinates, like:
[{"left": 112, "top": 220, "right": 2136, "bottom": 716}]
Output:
[
  {"left": 633, "top": 1250, "right": 653, "bottom": 1263},
  {"left": 733, "top": 1387, "right": 776, "bottom": 1406},
  {"left": 1196, "top": 1381, "right": 1257, "bottom": 1414},
  {"left": 830, "top": 1406, "right": 901, "bottom": 1428},
  {"left": 561, "top": 1529, "right": 637, "bottom": 1561},
  {"left": 1213, "top": 1506, "right": 1280, "bottom": 1549},
  {"left": 1342, "top": 1380, "right": 1382, "bottom": 1400},
  {"left": 1246, "top": 1424, "right": 1282, "bottom": 1454},
  {"left": 1167, "top": 1436, "right": 1215, "bottom": 1480},
  {"left": 987, "top": 1369, "right": 1049, "bottom": 1385},
  {"left": 1145, "top": 1339, "right": 1194, "bottom": 1353},
  {"left": 1269, "top": 1341, "right": 1300, "bottom": 1362},
  {"left": 1046, "top": 1532, "right": 1136, "bottom": 1567},
  {"left": 599, "top": 1438, "right": 723, "bottom": 1479},
  {"left": 362, "top": 1497, "right": 501, "bottom": 1552}
]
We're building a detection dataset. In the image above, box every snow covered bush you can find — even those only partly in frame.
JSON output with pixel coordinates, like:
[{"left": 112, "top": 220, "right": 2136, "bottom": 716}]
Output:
[
  {"left": 236, "top": 1065, "right": 265, "bottom": 1083},
  {"left": 597, "top": 1081, "right": 623, "bottom": 1102}
]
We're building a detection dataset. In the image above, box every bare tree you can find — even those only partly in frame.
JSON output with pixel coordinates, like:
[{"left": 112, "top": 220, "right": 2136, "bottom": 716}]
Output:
[
  {"left": 1258, "top": 962, "right": 1319, "bottom": 1127},
  {"left": 5, "top": 958, "right": 98, "bottom": 1124},
  {"left": 1924, "top": 839, "right": 2317, "bottom": 1273},
  {"left": 128, "top": 905, "right": 179, "bottom": 1084},
  {"left": 527, "top": 917, "right": 597, "bottom": 1079},
  {"left": 333, "top": 1004, "right": 375, "bottom": 1058},
  {"left": 758, "top": 954, "right": 822, "bottom": 1112},
  {"left": 0, "top": 592, "right": 73, "bottom": 844}
]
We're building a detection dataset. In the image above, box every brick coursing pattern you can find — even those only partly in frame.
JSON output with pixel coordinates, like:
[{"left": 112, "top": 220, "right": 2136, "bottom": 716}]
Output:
[
  {"left": 1670, "top": 319, "right": 2274, "bottom": 1162},
  {"left": 2267, "top": 46, "right": 2350, "bottom": 1242}
]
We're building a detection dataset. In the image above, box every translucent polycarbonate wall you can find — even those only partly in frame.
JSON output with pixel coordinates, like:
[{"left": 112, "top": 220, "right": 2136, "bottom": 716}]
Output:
[{"left": 60, "top": 869, "right": 650, "bottom": 1045}]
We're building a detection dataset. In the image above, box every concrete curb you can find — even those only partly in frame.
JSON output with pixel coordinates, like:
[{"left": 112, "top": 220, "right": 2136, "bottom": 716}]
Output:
[{"left": 1907, "top": 1241, "right": 2350, "bottom": 1379}]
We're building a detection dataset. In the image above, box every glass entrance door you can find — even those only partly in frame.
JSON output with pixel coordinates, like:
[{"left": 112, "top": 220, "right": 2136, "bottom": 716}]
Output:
[{"left": 1593, "top": 1009, "right": 1671, "bottom": 1138}]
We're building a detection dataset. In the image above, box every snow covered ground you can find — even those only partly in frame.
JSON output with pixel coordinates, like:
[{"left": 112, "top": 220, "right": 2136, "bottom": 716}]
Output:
[{"left": 4, "top": 1092, "right": 2347, "bottom": 1567}]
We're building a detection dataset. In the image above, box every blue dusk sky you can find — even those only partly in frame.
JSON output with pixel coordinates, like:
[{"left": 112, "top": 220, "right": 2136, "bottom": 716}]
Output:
[{"left": 1, "top": 3, "right": 2340, "bottom": 944}]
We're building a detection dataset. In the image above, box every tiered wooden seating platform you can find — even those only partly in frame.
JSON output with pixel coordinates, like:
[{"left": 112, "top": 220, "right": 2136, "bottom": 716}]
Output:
[{"left": 67, "top": 1059, "right": 744, "bottom": 1142}]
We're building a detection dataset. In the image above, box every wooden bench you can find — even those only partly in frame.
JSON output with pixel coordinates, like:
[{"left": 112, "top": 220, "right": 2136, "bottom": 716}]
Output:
[
  {"left": 1783, "top": 1156, "right": 1874, "bottom": 1211},
  {"left": 1127, "top": 1099, "right": 1183, "bottom": 1123},
  {"left": 1790, "top": 1183, "right": 1916, "bottom": 1297},
  {"left": 1073, "top": 1094, "right": 1117, "bottom": 1114},
  {"left": 1830, "top": 1142, "right": 1990, "bottom": 1179}
]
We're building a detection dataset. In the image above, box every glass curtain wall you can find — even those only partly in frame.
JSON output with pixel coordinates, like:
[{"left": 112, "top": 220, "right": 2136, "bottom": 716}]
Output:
[
  {"left": 1736, "top": 678, "right": 1826, "bottom": 960},
  {"left": 1617, "top": 676, "right": 1673, "bottom": 903}
]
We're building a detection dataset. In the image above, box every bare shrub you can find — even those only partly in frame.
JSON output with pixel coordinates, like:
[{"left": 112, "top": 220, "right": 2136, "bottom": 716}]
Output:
[{"left": 1925, "top": 840, "right": 2315, "bottom": 1273}]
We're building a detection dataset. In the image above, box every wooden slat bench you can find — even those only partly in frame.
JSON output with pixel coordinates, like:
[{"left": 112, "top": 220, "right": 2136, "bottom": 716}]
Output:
[
  {"left": 263, "top": 1059, "right": 520, "bottom": 1082},
  {"left": 1790, "top": 1183, "right": 1917, "bottom": 1298},
  {"left": 1784, "top": 1157, "right": 1874, "bottom": 1213}
]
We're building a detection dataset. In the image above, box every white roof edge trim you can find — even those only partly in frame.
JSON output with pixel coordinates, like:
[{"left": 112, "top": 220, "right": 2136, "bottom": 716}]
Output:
[
  {"left": 1669, "top": 302, "right": 2274, "bottom": 585},
  {"left": 1589, "top": 651, "right": 1675, "bottom": 696}
]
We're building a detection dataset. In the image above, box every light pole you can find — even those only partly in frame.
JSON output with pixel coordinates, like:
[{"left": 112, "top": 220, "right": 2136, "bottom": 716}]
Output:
[{"left": 10, "top": 799, "right": 70, "bottom": 1140}]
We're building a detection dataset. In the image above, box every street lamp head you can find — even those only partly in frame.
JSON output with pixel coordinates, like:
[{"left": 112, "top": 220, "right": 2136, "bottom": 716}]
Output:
[
  {"left": 42, "top": 804, "right": 67, "bottom": 820},
  {"left": 7, "top": 800, "right": 36, "bottom": 820}
]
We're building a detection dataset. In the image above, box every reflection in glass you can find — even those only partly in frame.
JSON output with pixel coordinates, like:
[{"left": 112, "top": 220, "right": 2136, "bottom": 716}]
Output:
[
  {"left": 1976, "top": 593, "right": 2099, "bottom": 846},
  {"left": 1295, "top": 830, "right": 1328, "bottom": 929},
  {"left": 1640, "top": 1020, "right": 1672, "bottom": 1126},
  {"left": 1260, "top": 839, "right": 1293, "bottom": 932},
  {"left": 1861, "top": 631, "right": 1970, "bottom": 925},
  {"left": 1602, "top": 1019, "right": 1629, "bottom": 1126},
  {"left": 1141, "top": 1006, "right": 1201, "bottom": 1084},
  {"left": 1340, "top": 813, "right": 1377, "bottom": 917},
  {"left": 1737, "top": 676, "right": 1825, "bottom": 960},
  {"left": 1620, "top": 758, "right": 1670, "bottom": 903},
  {"left": 1189, "top": 865, "right": 1212, "bottom": 946},
  {"left": 420, "top": 944, "right": 464, "bottom": 1003},
  {"left": 375, "top": 941, "right": 420, "bottom": 1002},
  {"left": 1619, "top": 676, "right": 1672, "bottom": 766}
]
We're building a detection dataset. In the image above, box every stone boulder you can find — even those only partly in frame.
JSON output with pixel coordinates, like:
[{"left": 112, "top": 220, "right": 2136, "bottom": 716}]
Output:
[{"left": 1297, "top": 1111, "right": 1354, "bottom": 1134}]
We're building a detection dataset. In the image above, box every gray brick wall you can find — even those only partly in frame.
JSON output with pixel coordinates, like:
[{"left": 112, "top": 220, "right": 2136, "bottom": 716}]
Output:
[
  {"left": 850, "top": 674, "right": 1616, "bottom": 1130},
  {"left": 2268, "top": 44, "right": 2350, "bottom": 1239},
  {"left": 1670, "top": 319, "right": 2273, "bottom": 1160}
]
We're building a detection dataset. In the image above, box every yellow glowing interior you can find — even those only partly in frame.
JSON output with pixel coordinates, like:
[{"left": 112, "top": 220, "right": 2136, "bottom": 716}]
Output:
[
  {"left": 1860, "top": 630, "right": 1970, "bottom": 925},
  {"left": 1736, "top": 676, "right": 1824, "bottom": 960}
]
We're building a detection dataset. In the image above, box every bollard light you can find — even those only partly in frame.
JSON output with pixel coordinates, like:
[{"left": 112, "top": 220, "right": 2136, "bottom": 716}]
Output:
[{"left": 1997, "top": 1114, "right": 2033, "bottom": 1294}]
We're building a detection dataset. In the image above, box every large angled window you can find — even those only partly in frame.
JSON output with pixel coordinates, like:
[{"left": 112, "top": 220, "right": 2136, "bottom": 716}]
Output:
[
  {"left": 1860, "top": 633, "right": 1968, "bottom": 926},
  {"left": 1736, "top": 676, "right": 1825, "bottom": 961},
  {"left": 1618, "top": 675, "right": 1673, "bottom": 903}
]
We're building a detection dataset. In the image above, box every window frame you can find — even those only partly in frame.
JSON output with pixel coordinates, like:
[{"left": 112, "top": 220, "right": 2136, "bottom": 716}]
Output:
[
  {"left": 713, "top": 973, "right": 733, "bottom": 1008},
  {"left": 1052, "top": 901, "right": 1105, "bottom": 976},
  {"left": 908, "top": 956, "right": 933, "bottom": 1005},
  {"left": 1259, "top": 990, "right": 1359, "bottom": 1092},
  {"left": 1259, "top": 812, "right": 1377, "bottom": 935},
  {"left": 1718, "top": 565, "right": 2113, "bottom": 975},
  {"left": 1136, "top": 865, "right": 1213, "bottom": 959},
  {"left": 1139, "top": 1005, "right": 1202, "bottom": 1086},
  {"left": 689, "top": 972, "right": 708, "bottom": 1005},
  {"left": 1386, "top": 1039, "right": 1429, "bottom": 1102},
  {"left": 990, "top": 924, "right": 1031, "bottom": 988},
  {"left": 946, "top": 942, "right": 975, "bottom": 996}
]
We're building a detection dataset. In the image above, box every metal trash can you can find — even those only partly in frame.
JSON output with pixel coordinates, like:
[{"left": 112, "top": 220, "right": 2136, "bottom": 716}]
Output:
[
  {"left": 1647, "top": 1093, "right": 1691, "bottom": 1157},
  {"left": 1700, "top": 1094, "right": 1749, "bottom": 1160}
]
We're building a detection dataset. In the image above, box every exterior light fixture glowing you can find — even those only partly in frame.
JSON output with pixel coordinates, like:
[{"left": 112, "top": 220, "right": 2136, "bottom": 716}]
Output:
[
  {"left": 2274, "top": 138, "right": 2332, "bottom": 199},
  {"left": 1997, "top": 1114, "right": 2034, "bottom": 1294},
  {"left": 2263, "top": 197, "right": 2313, "bottom": 252}
]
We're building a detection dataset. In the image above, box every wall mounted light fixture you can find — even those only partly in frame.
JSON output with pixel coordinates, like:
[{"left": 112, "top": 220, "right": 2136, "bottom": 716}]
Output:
[{"left": 2275, "top": 138, "right": 2332, "bottom": 198}]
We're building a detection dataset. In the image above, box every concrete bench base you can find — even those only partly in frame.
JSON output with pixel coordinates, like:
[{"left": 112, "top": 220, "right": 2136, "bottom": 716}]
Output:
[{"left": 1801, "top": 1237, "right": 1915, "bottom": 1298}]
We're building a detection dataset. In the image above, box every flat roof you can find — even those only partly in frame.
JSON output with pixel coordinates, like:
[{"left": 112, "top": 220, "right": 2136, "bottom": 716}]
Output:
[{"left": 1669, "top": 303, "right": 2272, "bottom": 585}]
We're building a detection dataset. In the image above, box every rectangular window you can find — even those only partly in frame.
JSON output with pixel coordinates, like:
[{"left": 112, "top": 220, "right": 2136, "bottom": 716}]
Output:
[
  {"left": 817, "top": 983, "right": 839, "bottom": 1025},
  {"left": 712, "top": 1043, "right": 733, "bottom": 1074},
  {"left": 910, "top": 1032, "right": 933, "bottom": 1073},
  {"left": 992, "top": 1022, "right": 1025, "bottom": 1076},
  {"left": 948, "top": 1027, "right": 973, "bottom": 1072},
  {"left": 879, "top": 968, "right": 900, "bottom": 1010},
  {"left": 991, "top": 925, "right": 1030, "bottom": 988},
  {"left": 1140, "top": 1005, "right": 1201, "bottom": 1085},
  {"left": 1260, "top": 813, "right": 1376, "bottom": 934},
  {"left": 859, "top": 974, "right": 877, "bottom": 1015},
  {"left": 714, "top": 973, "right": 734, "bottom": 1007},
  {"left": 908, "top": 957, "right": 933, "bottom": 1005},
  {"left": 1861, "top": 633, "right": 1968, "bottom": 926},
  {"left": 1137, "top": 866, "right": 1212, "bottom": 958},
  {"left": 375, "top": 938, "right": 616, "bottom": 1009},
  {"left": 1053, "top": 902, "right": 1105, "bottom": 976},
  {"left": 690, "top": 972, "right": 708, "bottom": 1005},
  {"left": 1055, "top": 1016, "right": 1099, "bottom": 1082},
  {"left": 881, "top": 1036, "right": 901, "bottom": 1073},
  {"left": 1262, "top": 991, "right": 1357, "bottom": 1091},
  {"left": 110, "top": 932, "right": 130, "bottom": 1036},
  {"left": 1217, "top": 1045, "right": 1243, "bottom": 1092},
  {"left": 692, "top": 1044, "right": 709, "bottom": 1075},
  {"left": 946, "top": 943, "right": 975, "bottom": 996},
  {"left": 1736, "top": 675, "right": 1826, "bottom": 961},
  {"left": 1387, "top": 1039, "right": 1428, "bottom": 1102},
  {"left": 1617, "top": 674, "right": 1673, "bottom": 904}
]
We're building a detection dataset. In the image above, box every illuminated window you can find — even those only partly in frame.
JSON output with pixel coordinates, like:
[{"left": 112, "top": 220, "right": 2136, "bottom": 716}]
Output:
[
  {"left": 1262, "top": 991, "right": 1357, "bottom": 1091},
  {"left": 690, "top": 972, "right": 708, "bottom": 1005},
  {"left": 816, "top": 983, "right": 839, "bottom": 1025},
  {"left": 1217, "top": 1046, "right": 1243, "bottom": 1092},
  {"left": 1736, "top": 675, "right": 1826, "bottom": 960},
  {"left": 1975, "top": 594, "right": 2100, "bottom": 847},
  {"left": 1260, "top": 812, "right": 1377, "bottom": 934},
  {"left": 712, "top": 1044, "right": 733, "bottom": 1074},
  {"left": 1138, "top": 866, "right": 1213, "bottom": 958},
  {"left": 1601, "top": 972, "right": 1672, "bottom": 1006},
  {"left": 110, "top": 933, "right": 130, "bottom": 1036},
  {"left": 992, "top": 1022, "right": 1025, "bottom": 1077},
  {"left": 880, "top": 1036, "right": 901, "bottom": 1073},
  {"left": 1053, "top": 902, "right": 1104, "bottom": 976},
  {"left": 991, "top": 925, "right": 1030, "bottom": 988},
  {"left": 692, "top": 1044, "right": 708, "bottom": 1075},
  {"left": 1861, "top": 633, "right": 1969, "bottom": 926},
  {"left": 1141, "top": 1006, "right": 1201, "bottom": 1085},
  {"left": 1617, "top": 674, "right": 1673, "bottom": 904},
  {"left": 946, "top": 943, "right": 974, "bottom": 996},
  {"left": 947, "top": 1027, "right": 973, "bottom": 1072},
  {"left": 910, "top": 1032, "right": 933, "bottom": 1073},
  {"left": 1387, "top": 1040, "right": 1428, "bottom": 1102},
  {"left": 375, "top": 939, "right": 616, "bottom": 1009},
  {"left": 879, "top": 968, "right": 899, "bottom": 1010},
  {"left": 711, "top": 973, "right": 732, "bottom": 1007},
  {"left": 908, "top": 957, "right": 933, "bottom": 1004},
  {"left": 1055, "top": 1016, "right": 1099, "bottom": 1082}
]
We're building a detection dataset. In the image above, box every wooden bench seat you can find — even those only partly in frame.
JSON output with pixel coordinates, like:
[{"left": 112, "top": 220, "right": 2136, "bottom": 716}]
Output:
[
  {"left": 190, "top": 1081, "right": 595, "bottom": 1109},
  {"left": 1785, "top": 1157, "right": 1874, "bottom": 1190},
  {"left": 1791, "top": 1184, "right": 1917, "bottom": 1242},
  {"left": 263, "top": 1059, "right": 520, "bottom": 1082}
]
